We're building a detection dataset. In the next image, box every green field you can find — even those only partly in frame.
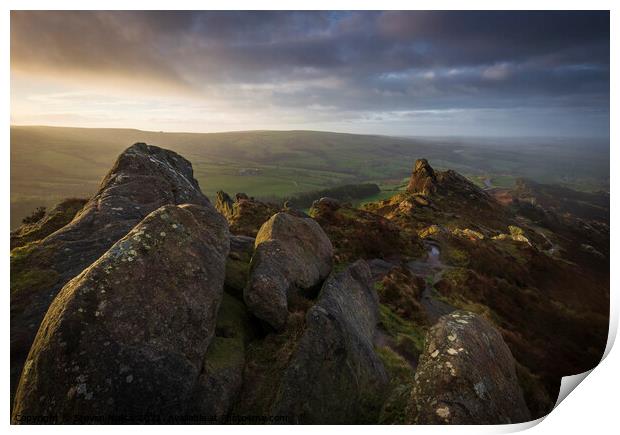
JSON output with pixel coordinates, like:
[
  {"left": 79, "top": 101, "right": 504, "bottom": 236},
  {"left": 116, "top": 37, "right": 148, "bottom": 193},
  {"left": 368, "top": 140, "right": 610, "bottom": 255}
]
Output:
[{"left": 10, "top": 126, "right": 609, "bottom": 228}]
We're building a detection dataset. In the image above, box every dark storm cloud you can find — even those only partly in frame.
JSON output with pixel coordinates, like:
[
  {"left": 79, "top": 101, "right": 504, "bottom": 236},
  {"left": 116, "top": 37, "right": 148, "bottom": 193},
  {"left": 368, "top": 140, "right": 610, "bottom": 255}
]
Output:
[
  {"left": 11, "top": 10, "right": 609, "bottom": 135},
  {"left": 11, "top": 11, "right": 192, "bottom": 88}
]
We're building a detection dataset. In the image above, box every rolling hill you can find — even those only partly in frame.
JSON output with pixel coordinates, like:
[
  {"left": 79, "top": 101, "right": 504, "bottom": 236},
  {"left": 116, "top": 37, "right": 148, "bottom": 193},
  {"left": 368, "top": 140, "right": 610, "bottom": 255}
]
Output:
[{"left": 10, "top": 126, "right": 609, "bottom": 228}]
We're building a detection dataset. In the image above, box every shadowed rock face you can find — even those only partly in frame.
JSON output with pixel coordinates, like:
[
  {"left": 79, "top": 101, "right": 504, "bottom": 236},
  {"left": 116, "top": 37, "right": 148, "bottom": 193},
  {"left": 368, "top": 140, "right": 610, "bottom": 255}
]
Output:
[
  {"left": 10, "top": 143, "right": 211, "bottom": 407},
  {"left": 406, "top": 311, "right": 531, "bottom": 424},
  {"left": 12, "top": 204, "right": 229, "bottom": 423},
  {"left": 244, "top": 212, "right": 333, "bottom": 330},
  {"left": 224, "top": 235, "right": 256, "bottom": 300},
  {"left": 272, "top": 260, "right": 388, "bottom": 423}
]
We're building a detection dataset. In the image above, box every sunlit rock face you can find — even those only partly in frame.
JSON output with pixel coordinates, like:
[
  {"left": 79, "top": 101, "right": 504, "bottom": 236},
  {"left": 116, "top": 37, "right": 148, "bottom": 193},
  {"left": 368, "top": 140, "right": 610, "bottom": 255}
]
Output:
[{"left": 407, "top": 159, "right": 438, "bottom": 195}]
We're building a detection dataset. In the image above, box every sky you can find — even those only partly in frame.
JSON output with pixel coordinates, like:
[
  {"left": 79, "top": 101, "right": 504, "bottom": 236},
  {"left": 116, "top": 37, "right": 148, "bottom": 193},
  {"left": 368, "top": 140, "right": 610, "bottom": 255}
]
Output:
[{"left": 10, "top": 11, "right": 610, "bottom": 137}]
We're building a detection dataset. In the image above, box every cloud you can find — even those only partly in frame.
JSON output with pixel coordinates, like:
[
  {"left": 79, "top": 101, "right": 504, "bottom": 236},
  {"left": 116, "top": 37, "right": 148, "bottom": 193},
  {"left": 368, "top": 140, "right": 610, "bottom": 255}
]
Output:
[
  {"left": 482, "top": 63, "right": 511, "bottom": 81},
  {"left": 10, "top": 11, "right": 610, "bottom": 137}
]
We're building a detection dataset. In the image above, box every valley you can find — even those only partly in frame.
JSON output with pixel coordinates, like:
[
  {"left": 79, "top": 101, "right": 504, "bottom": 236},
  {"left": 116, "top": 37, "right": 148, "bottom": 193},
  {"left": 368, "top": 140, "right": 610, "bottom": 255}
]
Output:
[{"left": 10, "top": 126, "right": 609, "bottom": 228}]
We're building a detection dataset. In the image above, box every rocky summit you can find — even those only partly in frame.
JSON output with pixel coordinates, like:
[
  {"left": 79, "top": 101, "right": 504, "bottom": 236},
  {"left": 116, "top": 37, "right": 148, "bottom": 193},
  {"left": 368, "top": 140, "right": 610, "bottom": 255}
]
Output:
[
  {"left": 10, "top": 146, "right": 609, "bottom": 425},
  {"left": 407, "top": 159, "right": 438, "bottom": 195}
]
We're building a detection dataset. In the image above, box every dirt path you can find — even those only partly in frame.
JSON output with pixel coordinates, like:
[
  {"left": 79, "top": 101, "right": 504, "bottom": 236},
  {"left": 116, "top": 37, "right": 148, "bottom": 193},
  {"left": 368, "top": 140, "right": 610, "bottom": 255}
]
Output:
[{"left": 406, "top": 241, "right": 455, "bottom": 322}]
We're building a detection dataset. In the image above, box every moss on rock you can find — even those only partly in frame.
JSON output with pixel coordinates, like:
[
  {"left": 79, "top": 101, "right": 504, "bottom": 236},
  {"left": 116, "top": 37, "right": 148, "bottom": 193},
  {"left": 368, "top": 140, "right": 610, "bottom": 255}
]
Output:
[
  {"left": 234, "top": 312, "right": 307, "bottom": 416},
  {"left": 379, "top": 304, "right": 426, "bottom": 361},
  {"left": 204, "top": 293, "right": 254, "bottom": 371},
  {"left": 379, "top": 383, "right": 413, "bottom": 424},
  {"left": 376, "top": 345, "right": 414, "bottom": 383},
  {"left": 191, "top": 292, "right": 255, "bottom": 419}
]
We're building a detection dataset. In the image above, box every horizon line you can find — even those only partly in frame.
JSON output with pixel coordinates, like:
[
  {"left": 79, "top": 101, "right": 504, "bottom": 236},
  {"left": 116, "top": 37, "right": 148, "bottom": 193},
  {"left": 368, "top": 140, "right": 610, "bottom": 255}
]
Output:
[{"left": 9, "top": 124, "right": 610, "bottom": 141}]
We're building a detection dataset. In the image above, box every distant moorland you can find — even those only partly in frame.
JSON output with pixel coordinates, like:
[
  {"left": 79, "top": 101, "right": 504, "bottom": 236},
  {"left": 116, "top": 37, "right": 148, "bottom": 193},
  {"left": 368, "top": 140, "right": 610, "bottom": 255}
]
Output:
[{"left": 10, "top": 125, "right": 609, "bottom": 228}]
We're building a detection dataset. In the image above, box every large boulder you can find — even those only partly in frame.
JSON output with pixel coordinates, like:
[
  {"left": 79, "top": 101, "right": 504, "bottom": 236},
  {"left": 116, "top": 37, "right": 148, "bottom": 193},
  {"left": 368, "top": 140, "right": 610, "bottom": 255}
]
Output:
[
  {"left": 271, "top": 260, "right": 388, "bottom": 423},
  {"left": 244, "top": 212, "right": 333, "bottom": 330},
  {"left": 406, "top": 311, "right": 531, "bottom": 424},
  {"left": 12, "top": 204, "right": 229, "bottom": 423},
  {"left": 10, "top": 143, "right": 211, "bottom": 406}
]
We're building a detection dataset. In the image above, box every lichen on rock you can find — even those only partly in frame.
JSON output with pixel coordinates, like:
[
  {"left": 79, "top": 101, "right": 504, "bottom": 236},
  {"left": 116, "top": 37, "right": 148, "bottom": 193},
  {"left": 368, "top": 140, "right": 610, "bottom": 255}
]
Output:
[
  {"left": 12, "top": 203, "right": 229, "bottom": 422},
  {"left": 405, "top": 311, "right": 531, "bottom": 424},
  {"left": 244, "top": 212, "right": 333, "bottom": 330},
  {"left": 10, "top": 143, "right": 213, "bottom": 408}
]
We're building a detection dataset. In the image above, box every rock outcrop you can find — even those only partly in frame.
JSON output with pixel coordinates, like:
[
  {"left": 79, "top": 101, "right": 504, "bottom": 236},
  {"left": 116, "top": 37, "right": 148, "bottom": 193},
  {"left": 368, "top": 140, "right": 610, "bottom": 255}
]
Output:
[
  {"left": 311, "top": 196, "right": 342, "bottom": 212},
  {"left": 406, "top": 311, "right": 530, "bottom": 424},
  {"left": 215, "top": 191, "right": 280, "bottom": 237},
  {"left": 492, "top": 225, "right": 531, "bottom": 244},
  {"left": 366, "top": 158, "right": 506, "bottom": 233},
  {"left": 273, "top": 261, "right": 388, "bottom": 422},
  {"left": 244, "top": 260, "right": 388, "bottom": 423},
  {"left": 11, "top": 198, "right": 88, "bottom": 249},
  {"left": 244, "top": 212, "right": 333, "bottom": 330},
  {"left": 407, "top": 159, "right": 438, "bottom": 195},
  {"left": 10, "top": 143, "right": 212, "bottom": 407},
  {"left": 407, "top": 159, "right": 493, "bottom": 205},
  {"left": 12, "top": 204, "right": 229, "bottom": 423},
  {"left": 9, "top": 150, "right": 608, "bottom": 425}
]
